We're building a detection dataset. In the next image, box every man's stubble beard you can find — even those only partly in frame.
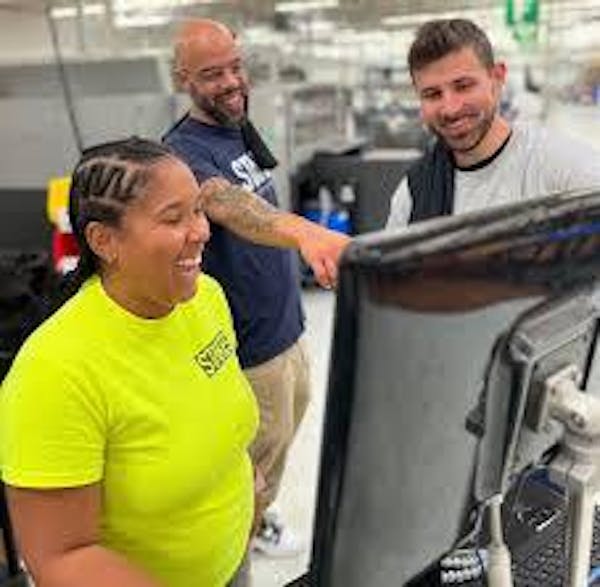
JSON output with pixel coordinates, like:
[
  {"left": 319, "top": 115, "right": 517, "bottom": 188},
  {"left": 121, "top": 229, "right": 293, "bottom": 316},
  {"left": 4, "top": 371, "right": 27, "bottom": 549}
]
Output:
[
  {"left": 190, "top": 86, "right": 248, "bottom": 128},
  {"left": 434, "top": 107, "right": 495, "bottom": 155}
]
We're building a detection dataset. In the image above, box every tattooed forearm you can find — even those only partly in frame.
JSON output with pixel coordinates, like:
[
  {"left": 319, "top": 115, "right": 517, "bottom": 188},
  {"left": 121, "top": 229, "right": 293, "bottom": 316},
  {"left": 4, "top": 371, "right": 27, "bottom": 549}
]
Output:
[
  {"left": 203, "top": 183, "right": 289, "bottom": 243},
  {"left": 197, "top": 177, "right": 349, "bottom": 280}
]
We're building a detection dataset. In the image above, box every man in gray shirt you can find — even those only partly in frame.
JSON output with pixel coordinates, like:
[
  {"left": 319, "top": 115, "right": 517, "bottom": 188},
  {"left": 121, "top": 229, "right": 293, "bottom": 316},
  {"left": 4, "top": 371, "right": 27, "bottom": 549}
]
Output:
[{"left": 387, "top": 18, "right": 600, "bottom": 229}]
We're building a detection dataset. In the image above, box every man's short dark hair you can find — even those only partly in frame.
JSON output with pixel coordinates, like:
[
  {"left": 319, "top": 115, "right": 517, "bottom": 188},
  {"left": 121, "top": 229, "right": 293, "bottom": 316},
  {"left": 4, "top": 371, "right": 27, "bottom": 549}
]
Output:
[{"left": 408, "top": 19, "right": 495, "bottom": 76}]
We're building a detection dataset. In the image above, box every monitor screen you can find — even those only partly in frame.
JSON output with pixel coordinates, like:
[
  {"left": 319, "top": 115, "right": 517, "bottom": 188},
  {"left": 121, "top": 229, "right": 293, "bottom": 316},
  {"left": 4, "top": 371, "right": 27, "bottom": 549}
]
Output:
[{"left": 310, "top": 189, "right": 600, "bottom": 586}]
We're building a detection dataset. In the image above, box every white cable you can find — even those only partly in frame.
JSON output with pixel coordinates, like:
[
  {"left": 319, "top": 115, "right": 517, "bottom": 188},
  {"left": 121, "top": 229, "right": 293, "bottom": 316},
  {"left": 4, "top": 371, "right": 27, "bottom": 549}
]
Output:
[{"left": 487, "top": 494, "right": 514, "bottom": 587}]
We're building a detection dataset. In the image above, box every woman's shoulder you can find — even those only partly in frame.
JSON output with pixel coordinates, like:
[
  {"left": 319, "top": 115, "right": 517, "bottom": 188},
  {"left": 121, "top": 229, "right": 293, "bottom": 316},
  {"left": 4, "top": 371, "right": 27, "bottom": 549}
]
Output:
[
  {"left": 18, "top": 281, "right": 102, "bottom": 363},
  {"left": 17, "top": 305, "right": 81, "bottom": 367}
]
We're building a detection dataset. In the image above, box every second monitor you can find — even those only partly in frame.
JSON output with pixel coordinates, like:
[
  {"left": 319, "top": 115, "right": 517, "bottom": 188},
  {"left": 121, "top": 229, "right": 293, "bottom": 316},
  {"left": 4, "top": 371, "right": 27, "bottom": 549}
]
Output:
[{"left": 310, "top": 188, "right": 600, "bottom": 586}]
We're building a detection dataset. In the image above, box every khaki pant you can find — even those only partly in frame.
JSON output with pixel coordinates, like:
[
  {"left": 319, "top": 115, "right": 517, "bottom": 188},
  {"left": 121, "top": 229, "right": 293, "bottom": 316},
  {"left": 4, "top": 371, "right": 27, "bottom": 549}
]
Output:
[{"left": 244, "top": 336, "right": 311, "bottom": 518}]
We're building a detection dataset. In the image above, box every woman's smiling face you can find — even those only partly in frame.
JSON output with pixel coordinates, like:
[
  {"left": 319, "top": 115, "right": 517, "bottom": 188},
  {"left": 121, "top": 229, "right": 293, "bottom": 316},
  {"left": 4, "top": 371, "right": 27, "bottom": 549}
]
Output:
[{"left": 107, "top": 156, "right": 211, "bottom": 317}]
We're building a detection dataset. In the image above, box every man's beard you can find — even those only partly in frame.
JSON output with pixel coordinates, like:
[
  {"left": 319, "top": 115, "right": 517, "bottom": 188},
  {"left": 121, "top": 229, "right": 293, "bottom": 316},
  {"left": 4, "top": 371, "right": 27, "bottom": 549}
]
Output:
[
  {"left": 190, "top": 86, "right": 247, "bottom": 128},
  {"left": 433, "top": 108, "right": 494, "bottom": 154}
]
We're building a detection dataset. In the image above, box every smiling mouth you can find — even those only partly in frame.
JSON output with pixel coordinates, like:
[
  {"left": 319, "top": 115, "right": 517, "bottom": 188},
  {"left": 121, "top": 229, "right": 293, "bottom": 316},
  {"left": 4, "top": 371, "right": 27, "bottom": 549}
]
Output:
[
  {"left": 219, "top": 91, "right": 244, "bottom": 108},
  {"left": 442, "top": 117, "right": 473, "bottom": 132},
  {"left": 175, "top": 255, "right": 202, "bottom": 271}
]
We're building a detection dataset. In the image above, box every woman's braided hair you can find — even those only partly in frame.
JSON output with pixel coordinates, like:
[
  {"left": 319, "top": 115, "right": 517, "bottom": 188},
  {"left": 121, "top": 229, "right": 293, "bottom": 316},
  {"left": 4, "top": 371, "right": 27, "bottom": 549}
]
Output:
[{"left": 60, "top": 137, "right": 174, "bottom": 303}]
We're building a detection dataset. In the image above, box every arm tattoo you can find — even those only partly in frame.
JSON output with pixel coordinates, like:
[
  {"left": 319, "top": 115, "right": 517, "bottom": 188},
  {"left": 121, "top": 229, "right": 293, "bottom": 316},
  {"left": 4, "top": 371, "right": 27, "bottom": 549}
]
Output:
[{"left": 207, "top": 184, "right": 281, "bottom": 240}]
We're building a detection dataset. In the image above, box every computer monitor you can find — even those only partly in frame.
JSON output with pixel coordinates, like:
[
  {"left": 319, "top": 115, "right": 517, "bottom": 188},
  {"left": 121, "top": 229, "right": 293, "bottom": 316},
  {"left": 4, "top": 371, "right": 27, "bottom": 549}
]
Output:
[{"left": 309, "top": 189, "right": 600, "bottom": 586}]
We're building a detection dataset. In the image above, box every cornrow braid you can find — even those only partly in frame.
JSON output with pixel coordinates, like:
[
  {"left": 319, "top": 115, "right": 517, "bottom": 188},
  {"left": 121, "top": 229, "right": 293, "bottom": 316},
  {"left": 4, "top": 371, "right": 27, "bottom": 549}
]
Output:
[
  {"left": 69, "top": 159, "right": 144, "bottom": 243},
  {"left": 58, "top": 137, "right": 174, "bottom": 306}
]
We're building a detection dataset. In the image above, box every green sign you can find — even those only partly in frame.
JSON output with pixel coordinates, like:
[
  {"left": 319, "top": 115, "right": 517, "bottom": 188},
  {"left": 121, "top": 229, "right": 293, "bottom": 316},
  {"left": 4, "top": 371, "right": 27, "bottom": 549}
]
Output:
[{"left": 505, "top": 0, "right": 539, "bottom": 45}]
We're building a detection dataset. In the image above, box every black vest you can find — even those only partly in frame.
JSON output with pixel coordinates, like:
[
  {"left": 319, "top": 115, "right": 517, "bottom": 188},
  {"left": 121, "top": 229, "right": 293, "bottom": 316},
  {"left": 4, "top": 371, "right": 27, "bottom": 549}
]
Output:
[{"left": 407, "top": 141, "right": 455, "bottom": 224}]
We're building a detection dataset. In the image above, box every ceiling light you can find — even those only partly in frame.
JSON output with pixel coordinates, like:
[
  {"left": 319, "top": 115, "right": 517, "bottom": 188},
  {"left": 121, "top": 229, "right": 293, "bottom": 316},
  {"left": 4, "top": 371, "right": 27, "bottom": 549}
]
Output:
[
  {"left": 114, "top": 13, "right": 170, "bottom": 28},
  {"left": 112, "top": 0, "right": 214, "bottom": 10},
  {"left": 51, "top": 3, "right": 106, "bottom": 19},
  {"left": 276, "top": 0, "right": 338, "bottom": 14},
  {"left": 382, "top": 6, "right": 501, "bottom": 28},
  {"left": 111, "top": 0, "right": 216, "bottom": 28}
]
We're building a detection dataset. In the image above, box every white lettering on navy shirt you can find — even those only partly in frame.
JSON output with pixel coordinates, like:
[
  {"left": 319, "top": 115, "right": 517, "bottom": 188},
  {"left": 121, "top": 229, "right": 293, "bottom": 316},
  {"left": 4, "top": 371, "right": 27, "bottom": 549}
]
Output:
[{"left": 231, "top": 152, "right": 272, "bottom": 191}]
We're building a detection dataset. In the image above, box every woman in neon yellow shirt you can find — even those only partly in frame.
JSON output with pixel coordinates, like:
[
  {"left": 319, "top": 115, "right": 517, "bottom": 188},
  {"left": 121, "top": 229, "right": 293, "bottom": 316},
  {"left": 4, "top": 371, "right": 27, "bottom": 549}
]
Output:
[{"left": 0, "top": 137, "right": 259, "bottom": 587}]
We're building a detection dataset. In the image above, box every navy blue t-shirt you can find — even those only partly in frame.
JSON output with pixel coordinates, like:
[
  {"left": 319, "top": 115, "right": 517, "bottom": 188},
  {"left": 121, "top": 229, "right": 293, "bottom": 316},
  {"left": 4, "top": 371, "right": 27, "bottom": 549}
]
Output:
[{"left": 164, "top": 116, "right": 304, "bottom": 368}]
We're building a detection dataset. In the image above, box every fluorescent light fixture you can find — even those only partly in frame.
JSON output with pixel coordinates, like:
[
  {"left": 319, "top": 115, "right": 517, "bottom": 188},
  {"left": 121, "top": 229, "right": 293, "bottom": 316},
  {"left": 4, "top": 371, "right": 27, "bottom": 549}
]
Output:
[
  {"left": 382, "top": 6, "right": 501, "bottom": 28},
  {"left": 111, "top": 0, "right": 215, "bottom": 28},
  {"left": 276, "top": 0, "right": 338, "bottom": 13},
  {"left": 114, "top": 13, "right": 170, "bottom": 28},
  {"left": 112, "top": 0, "right": 214, "bottom": 9},
  {"left": 295, "top": 17, "right": 335, "bottom": 36},
  {"left": 382, "top": 13, "right": 437, "bottom": 28},
  {"left": 51, "top": 6, "right": 77, "bottom": 18},
  {"left": 51, "top": 3, "right": 106, "bottom": 19}
]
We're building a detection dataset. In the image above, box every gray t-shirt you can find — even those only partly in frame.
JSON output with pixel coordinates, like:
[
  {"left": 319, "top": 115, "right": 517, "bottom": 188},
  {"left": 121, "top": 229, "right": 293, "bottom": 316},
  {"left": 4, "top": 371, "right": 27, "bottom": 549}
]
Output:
[{"left": 386, "top": 122, "right": 600, "bottom": 229}]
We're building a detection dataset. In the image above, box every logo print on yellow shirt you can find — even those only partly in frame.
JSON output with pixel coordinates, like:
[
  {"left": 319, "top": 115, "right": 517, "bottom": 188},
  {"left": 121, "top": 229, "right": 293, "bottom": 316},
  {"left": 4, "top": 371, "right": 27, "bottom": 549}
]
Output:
[{"left": 194, "top": 331, "right": 234, "bottom": 377}]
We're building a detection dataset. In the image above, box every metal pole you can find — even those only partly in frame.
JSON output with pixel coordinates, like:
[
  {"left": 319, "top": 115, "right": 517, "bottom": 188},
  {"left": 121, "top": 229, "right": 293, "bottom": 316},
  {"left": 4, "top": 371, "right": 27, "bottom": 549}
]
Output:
[
  {"left": 44, "top": 0, "right": 84, "bottom": 153},
  {"left": 75, "top": 0, "right": 86, "bottom": 53}
]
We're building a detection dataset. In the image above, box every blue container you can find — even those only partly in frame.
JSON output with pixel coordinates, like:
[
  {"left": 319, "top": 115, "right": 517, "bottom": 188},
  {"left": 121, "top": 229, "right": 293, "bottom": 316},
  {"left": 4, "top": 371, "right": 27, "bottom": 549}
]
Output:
[{"left": 303, "top": 208, "right": 352, "bottom": 235}]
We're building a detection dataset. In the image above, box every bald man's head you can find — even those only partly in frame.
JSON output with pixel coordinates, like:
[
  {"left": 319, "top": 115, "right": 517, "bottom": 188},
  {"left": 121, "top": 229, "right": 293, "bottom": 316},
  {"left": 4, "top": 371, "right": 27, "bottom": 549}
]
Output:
[
  {"left": 173, "top": 18, "right": 248, "bottom": 127},
  {"left": 174, "top": 19, "right": 235, "bottom": 74}
]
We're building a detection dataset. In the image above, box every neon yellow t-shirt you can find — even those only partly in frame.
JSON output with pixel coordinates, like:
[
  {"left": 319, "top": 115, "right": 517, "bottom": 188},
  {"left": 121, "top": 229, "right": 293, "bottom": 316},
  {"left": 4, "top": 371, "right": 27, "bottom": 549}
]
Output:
[{"left": 0, "top": 274, "right": 259, "bottom": 587}]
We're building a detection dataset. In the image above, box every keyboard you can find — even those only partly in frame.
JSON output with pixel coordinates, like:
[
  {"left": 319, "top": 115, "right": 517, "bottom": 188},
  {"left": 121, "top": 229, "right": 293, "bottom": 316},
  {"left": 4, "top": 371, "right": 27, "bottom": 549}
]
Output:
[
  {"left": 504, "top": 477, "right": 600, "bottom": 586},
  {"left": 285, "top": 476, "right": 600, "bottom": 586}
]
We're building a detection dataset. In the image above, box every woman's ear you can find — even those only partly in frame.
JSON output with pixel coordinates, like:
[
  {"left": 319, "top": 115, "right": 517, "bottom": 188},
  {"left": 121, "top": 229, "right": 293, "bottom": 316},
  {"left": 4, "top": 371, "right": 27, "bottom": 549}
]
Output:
[{"left": 84, "top": 221, "right": 118, "bottom": 266}]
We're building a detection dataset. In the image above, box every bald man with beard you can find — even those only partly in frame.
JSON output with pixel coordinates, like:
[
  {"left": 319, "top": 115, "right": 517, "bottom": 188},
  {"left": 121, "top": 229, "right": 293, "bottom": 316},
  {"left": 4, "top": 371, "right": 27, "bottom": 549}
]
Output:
[{"left": 163, "top": 19, "right": 348, "bottom": 562}]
